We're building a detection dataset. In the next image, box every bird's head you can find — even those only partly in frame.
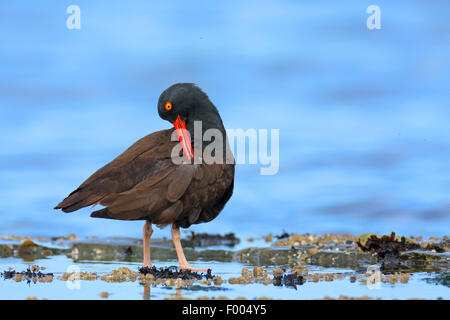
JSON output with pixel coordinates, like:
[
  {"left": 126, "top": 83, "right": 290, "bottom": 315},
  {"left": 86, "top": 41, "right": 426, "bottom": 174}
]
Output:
[{"left": 158, "top": 83, "right": 225, "bottom": 160}]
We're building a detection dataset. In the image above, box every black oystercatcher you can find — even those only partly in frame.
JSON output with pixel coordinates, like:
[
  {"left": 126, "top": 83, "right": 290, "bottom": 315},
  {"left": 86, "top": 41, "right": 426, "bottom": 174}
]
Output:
[{"left": 55, "top": 83, "right": 235, "bottom": 271}]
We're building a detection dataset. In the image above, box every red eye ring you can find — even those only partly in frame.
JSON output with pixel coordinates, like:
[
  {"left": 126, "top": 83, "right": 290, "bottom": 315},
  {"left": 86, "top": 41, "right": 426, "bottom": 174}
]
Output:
[{"left": 165, "top": 101, "right": 172, "bottom": 111}]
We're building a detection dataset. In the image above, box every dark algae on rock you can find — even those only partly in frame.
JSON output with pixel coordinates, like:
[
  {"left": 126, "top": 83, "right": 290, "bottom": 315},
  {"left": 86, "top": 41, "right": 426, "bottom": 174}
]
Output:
[
  {"left": 274, "top": 231, "right": 290, "bottom": 240},
  {"left": 357, "top": 232, "right": 421, "bottom": 259},
  {"left": 138, "top": 266, "right": 213, "bottom": 280},
  {"left": 1, "top": 266, "right": 54, "bottom": 284},
  {"left": 427, "top": 272, "right": 450, "bottom": 287},
  {"left": 356, "top": 232, "right": 449, "bottom": 271},
  {"left": 273, "top": 272, "right": 305, "bottom": 289}
]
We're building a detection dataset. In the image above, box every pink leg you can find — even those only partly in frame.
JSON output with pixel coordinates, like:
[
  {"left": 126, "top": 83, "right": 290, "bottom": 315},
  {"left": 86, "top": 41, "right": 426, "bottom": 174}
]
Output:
[
  {"left": 143, "top": 284, "right": 150, "bottom": 301},
  {"left": 143, "top": 220, "right": 153, "bottom": 268},
  {"left": 171, "top": 225, "right": 209, "bottom": 272}
]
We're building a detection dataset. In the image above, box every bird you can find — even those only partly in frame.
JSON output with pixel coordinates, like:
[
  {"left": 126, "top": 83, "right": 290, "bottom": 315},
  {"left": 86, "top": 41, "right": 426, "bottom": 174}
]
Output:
[{"left": 54, "top": 83, "right": 235, "bottom": 272}]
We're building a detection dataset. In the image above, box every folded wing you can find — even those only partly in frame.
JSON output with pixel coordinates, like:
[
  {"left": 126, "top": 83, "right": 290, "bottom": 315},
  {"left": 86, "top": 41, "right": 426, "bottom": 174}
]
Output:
[{"left": 54, "top": 129, "right": 178, "bottom": 215}]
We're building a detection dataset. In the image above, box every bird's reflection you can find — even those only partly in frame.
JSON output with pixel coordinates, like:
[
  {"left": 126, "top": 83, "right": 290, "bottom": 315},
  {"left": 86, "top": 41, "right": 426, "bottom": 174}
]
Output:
[{"left": 143, "top": 284, "right": 150, "bottom": 300}]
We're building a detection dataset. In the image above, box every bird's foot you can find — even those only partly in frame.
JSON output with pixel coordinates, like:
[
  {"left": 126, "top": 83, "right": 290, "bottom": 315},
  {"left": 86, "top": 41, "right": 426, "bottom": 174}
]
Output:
[
  {"left": 179, "top": 264, "right": 210, "bottom": 273},
  {"left": 142, "top": 263, "right": 152, "bottom": 269}
]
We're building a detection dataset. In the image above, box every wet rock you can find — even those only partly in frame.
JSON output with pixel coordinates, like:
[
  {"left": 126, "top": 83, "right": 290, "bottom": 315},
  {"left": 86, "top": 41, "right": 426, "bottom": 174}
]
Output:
[
  {"left": 423, "top": 243, "right": 446, "bottom": 253},
  {"left": 30, "top": 265, "right": 40, "bottom": 273},
  {"left": 0, "top": 244, "right": 15, "bottom": 258},
  {"left": 233, "top": 247, "right": 299, "bottom": 265},
  {"left": 235, "top": 246, "right": 376, "bottom": 270},
  {"left": 182, "top": 232, "right": 240, "bottom": 248},
  {"left": 275, "top": 234, "right": 359, "bottom": 248},
  {"left": 1, "top": 266, "right": 54, "bottom": 284},
  {"left": 305, "top": 272, "right": 346, "bottom": 283},
  {"left": 213, "top": 276, "right": 223, "bottom": 285},
  {"left": 0, "top": 241, "right": 63, "bottom": 260},
  {"left": 273, "top": 268, "right": 284, "bottom": 277},
  {"left": 357, "top": 232, "right": 450, "bottom": 271},
  {"left": 68, "top": 240, "right": 233, "bottom": 263},
  {"left": 357, "top": 232, "right": 421, "bottom": 260},
  {"left": 228, "top": 267, "right": 272, "bottom": 285},
  {"left": 58, "top": 271, "right": 98, "bottom": 281},
  {"left": 308, "top": 251, "right": 377, "bottom": 269},
  {"left": 51, "top": 234, "right": 79, "bottom": 243},
  {"left": 292, "top": 265, "right": 308, "bottom": 275},
  {"left": 396, "top": 251, "right": 450, "bottom": 272}
]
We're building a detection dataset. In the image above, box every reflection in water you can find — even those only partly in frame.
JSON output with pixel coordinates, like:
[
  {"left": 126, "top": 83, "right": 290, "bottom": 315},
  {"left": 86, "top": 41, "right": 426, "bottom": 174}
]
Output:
[{"left": 143, "top": 284, "right": 150, "bottom": 300}]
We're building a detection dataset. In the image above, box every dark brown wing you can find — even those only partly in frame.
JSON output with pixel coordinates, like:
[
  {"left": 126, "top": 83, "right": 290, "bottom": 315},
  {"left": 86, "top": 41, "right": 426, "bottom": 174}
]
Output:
[
  {"left": 55, "top": 128, "right": 235, "bottom": 226},
  {"left": 94, "top": 164, "right": 195, "bottom": 222},
  {"left": 54, "top": 129, "right": 177, "bottom": 213},
  {"left": 88, "top": 162, "right": 234, "bottom": 227},
  {"left": 173, "top": 163, "right": 235, "bottom": 228}
]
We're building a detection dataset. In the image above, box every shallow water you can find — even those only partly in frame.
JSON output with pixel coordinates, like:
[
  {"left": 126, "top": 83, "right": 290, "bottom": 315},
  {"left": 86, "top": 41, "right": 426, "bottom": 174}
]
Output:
[{"left": 1, "top": 236, "right": 449, "bottom": 300}]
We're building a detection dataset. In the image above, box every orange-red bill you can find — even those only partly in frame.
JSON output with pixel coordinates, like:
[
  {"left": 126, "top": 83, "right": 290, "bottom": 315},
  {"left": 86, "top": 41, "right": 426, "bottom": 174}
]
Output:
[{"left": 173, "top": 115, "right": 194, "bottom": 160}]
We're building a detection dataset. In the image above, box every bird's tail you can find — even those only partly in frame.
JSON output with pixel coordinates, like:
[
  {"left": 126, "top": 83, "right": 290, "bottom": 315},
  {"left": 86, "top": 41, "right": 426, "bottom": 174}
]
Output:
[
  {"left": 90, "top": 208, "right": 114, "bottom": 219},
  {"left": 54, "top": 188, "right": 104, "bottom": 213}
]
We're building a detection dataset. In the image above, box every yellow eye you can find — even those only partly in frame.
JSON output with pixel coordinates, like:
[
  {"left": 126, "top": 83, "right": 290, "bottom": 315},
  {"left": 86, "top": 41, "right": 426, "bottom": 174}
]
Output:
[{"left": 165, "top": 101, "right": 172, "bottom": 111}]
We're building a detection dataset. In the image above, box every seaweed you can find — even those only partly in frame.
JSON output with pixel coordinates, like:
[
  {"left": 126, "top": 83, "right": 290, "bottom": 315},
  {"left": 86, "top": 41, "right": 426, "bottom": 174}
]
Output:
[
  {"left": 424, "top": 243, "right": 445, "bottom": 253},
  {"left": 357, "top": 232, "right": 421, "bottom": 260},
  {"left": 138, "top": 266, "right": 213, "bottom": 280},
  {"left": 273, "top": 272, "right": 304, "bottom": 289},
  {"left": 275, "top": 231, "right": 290, "bottom": 240},
  {"left": 426, "top": 272, "right": 450, "bottom": 287},
  {"left": 1, "top": 266, "right": 54, "bottom": 284}
]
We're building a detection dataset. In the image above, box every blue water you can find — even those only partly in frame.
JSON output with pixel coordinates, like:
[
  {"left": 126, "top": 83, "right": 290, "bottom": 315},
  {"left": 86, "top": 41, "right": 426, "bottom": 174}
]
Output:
[
  {"left": 1, "top": 1, "right": 449, "bottom": 239},
  {"left": 1, "top": 256, "right": 448, "bottom": 300}
]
